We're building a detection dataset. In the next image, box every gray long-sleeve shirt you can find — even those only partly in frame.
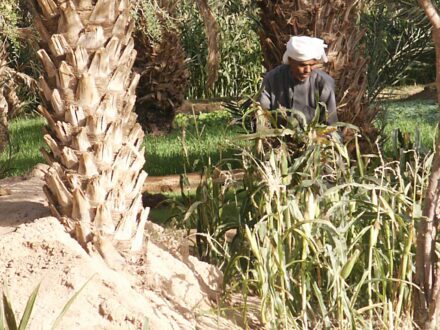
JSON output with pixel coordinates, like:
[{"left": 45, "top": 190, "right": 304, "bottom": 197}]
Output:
[{"left": 260, "top": 64, "right": 338, "bottom": 125}]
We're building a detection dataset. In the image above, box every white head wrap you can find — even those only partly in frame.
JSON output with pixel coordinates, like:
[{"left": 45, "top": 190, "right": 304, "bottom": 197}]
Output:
[{"left": 282, "top": 36, "right": 328, "bottom": 64}]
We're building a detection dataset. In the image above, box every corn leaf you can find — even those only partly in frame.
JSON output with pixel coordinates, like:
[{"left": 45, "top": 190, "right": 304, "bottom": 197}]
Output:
[
  {"left": 312, "top": 282, "right": 331, "bottom": 328},
  {"left": 2, "top": 291, "right": 17, "bottom": 330},
  {"left": 0, "top": 299, "right": 4, "bottom": 330},
  {"left": 51, "top": 274, "right": 95, "bottom": 330},
  {"left": 18, "top": 283, "right": 40, "bottom": 330}
]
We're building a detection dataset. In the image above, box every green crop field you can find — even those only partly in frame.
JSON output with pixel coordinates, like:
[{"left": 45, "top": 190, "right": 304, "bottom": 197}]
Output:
[{"left": 1, "top": 99, "right": 437, "bottom": 178}]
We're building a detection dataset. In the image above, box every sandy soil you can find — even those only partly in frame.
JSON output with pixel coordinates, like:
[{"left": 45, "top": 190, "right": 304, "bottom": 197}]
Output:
[
  {"left": 378, "top": 83, "right": 436, "bottom": 101},
  {"left": 0, "top": 166, "right": 242, "bottom": 329}
]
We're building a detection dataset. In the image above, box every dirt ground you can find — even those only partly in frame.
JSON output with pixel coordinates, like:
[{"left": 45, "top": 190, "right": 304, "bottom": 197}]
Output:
[{"left": 0, "top": 166, "right": 244, "bottom": 329}]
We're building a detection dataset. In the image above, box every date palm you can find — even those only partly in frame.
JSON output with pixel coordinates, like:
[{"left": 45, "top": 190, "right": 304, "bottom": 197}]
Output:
[
  {"left": 29, "top": 0, "right": 149, "bottom": 263},
  {"left": 0, "top": 40, "right": 37, "bottom": 154},
  {"left": 415, "top": 0, "right": 440, "bottom": 328},
  {"left": 0, "top": 0, "right": 38, "bottom": 155},
  {"left": 134, "top": 0, "right": 190, "bottom": 134},
  {"left": 257, "top": 0, "right": 379, "bottom": 149},
  {"left": 134, "top": 0, "right": 219, "bottom": 134}
]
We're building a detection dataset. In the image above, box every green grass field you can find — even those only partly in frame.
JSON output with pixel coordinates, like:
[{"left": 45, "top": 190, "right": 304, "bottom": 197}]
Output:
[
  {"left": 0, "top": 111, "right": 243, "bottom": 177},
  {"left": 146, "top": 111, "right": 243, "bottom": 175},
  {"left": 380, "top": 99, "right": 438, "bottom": 152},
  {"left": 0, "top": 117, "right": 46, "bottom": 176},
  {"left": 0, "top": 99, "right": 437, "bottom": 178}
]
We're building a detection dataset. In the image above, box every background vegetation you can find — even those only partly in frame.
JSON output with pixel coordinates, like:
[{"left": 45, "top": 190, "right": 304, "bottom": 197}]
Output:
[
  {"left": 0, "top": 0, "right": 435, "bottom": 106},
  {"left": 362, "top": 1, "right": 434, "bottom": 101},
  {"left": 179, "top": 0, "right": 263, "bottom": 99}
]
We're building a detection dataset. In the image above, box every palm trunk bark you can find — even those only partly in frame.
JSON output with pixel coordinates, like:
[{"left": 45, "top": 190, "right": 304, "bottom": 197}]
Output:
[
  {"left": 194, "top": 0, "right": 220, "bottom": 91},
  {"left": 0, "top": 92, "right": 8, "bottom": 154},
  {"left": 134, "top": 1, "right": 190, "bottom": 134},
  {"left": 134, "top": 0, "right": 219, "bottom": 134},
  {"left": 415, "top": 0, "right": 440, "bottom": 328},
  {"left": 30, "top": 0, "right": 149, "bottom": 265},
  {"left": 0, "top": 45, "right": 9, "bottom": 154}
]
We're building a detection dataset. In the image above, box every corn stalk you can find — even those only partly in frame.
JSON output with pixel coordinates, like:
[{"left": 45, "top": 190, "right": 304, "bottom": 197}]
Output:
[{"left": 184, "top": 106, "right": 424, "bottom": 328}]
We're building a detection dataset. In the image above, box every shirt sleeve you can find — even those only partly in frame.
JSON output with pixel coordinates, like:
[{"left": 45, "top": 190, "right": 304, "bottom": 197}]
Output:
[
  {"left": 259, "top": 74, "right": 272, "bottom": 110},
  {"left": 319, "top": 76, "right": 338, "bottom": 125}
]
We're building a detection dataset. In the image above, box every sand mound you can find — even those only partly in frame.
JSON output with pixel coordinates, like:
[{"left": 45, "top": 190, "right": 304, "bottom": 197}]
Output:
[{"left": 0, "top": 167, "right": 240, "bottom": 329}]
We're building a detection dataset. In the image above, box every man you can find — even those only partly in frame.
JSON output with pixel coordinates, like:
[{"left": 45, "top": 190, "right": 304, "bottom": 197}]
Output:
[{"left": 260, "top": 36, "right": 337, "bottom": 125}]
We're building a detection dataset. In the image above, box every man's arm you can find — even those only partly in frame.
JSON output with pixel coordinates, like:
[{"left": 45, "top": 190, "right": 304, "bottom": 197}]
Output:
[
  {"left": 259, "top": 74, "right": 272, "bottom": 110},
  {"left": 325, "top": 86, "right": 337, "bottom": 124},
  {"left": 319, "top": 74, "right": 338, "bottom": 124}
]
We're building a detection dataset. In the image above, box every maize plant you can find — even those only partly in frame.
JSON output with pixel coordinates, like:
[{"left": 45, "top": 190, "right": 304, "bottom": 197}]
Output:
[
  {"left": 232, "top": 111, "right": 426, "bottom": 328},
  {"left": 185, "top": 106, "right": 429, "bottom": 328}
]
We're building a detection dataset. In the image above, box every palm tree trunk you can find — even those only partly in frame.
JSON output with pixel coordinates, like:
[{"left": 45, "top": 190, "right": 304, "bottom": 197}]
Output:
[
  {"left": 134, "top": 0, "right": 220, "bottom": 134},
  {"left": 416, "top": 1, "right": 440, "bottom": 328},
  {"left": 194, "top": 0, "right": 220, "bottom": 91},
  {"left": 134, "top": 0, "right": 190, "bottom": 134},
  {"left": 30, "top": 0, "right": 149, "bottom": 265},
  {"left": 0, "top": 92, "right": 8, "bottom": 154},
  {"left": 0, "top": 44, "right": 10, "bottom": 154}
]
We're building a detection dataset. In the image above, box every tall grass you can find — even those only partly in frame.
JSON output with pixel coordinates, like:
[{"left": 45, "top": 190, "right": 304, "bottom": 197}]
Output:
[{"left": 184, "top": 107, "right": 430, "bottom": 328}]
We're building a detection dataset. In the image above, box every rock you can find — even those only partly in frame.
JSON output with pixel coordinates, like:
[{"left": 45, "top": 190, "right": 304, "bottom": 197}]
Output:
[
  {"left": 29, "top": 163, "right": 49, "bottom": 179},
  {"left": 0, "top": 186, "right": 11, "bottom": 196}
]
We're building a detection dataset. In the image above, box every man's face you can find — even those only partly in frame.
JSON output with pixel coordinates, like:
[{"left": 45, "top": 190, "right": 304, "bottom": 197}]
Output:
[{"left": 288, "top": 58, "right": 319, "bottom": 81}]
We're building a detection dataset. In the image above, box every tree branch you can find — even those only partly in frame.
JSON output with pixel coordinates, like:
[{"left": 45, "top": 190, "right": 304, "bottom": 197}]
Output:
[{"left": 419, "top": 0, "right": 440, "bottom": 29}]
